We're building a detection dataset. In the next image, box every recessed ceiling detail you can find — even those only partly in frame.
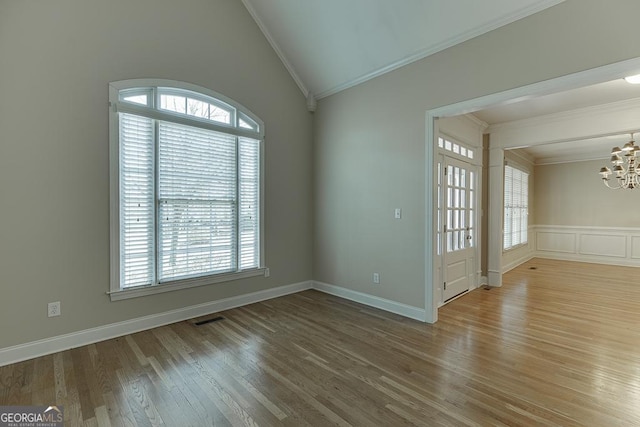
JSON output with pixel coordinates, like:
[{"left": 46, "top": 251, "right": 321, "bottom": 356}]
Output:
[{"left": 242, "top": 0, "right": 565, "bottom": 99}]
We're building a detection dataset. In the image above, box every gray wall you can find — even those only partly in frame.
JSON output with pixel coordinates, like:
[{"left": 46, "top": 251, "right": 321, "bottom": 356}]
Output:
[
  {"left": 314, "top": 0, "right": 640, "bottom": 308},
  {"left": 535, "top": 159, "right": 640, "bottom": 227},
  {"left": 0, "top": 0, "right": 313, "bottom": 348}
]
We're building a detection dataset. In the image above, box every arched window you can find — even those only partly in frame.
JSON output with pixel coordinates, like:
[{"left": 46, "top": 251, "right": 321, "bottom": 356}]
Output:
[{"left": 109, "top": 79, "right": 264, "bottom": 299}]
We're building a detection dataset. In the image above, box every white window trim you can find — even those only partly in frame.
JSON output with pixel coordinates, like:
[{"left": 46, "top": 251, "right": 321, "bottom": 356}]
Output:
[
  {"left": 108, "top": 79, "right": 266, "bottom": 301},
  {"left": 437, "top": 134, "right": 480, "bottom": 166}
]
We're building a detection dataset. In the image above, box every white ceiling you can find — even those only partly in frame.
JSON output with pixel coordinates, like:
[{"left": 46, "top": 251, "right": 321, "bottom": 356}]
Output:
[
  {"left": 242, "top": 0, "right": 564, "bottom": 99},
  {"left": 473, "top": 79, "right": 640, "bottom": 125},
  {"left": 474, "top": 79, "right": 640, "bottom": 164},
  {"left": 241, "top": 1, "right": 640, "bottom": 164}
]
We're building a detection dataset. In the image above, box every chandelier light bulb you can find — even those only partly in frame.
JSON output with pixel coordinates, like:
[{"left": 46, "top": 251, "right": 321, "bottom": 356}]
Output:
[{"left": 600, "top": 133, "right": 640, "bottom": 189}]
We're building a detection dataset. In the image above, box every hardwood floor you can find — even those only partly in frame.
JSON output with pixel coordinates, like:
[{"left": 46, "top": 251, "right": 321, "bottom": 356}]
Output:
[{"left": 2, "top": 258, "right": 640, "bottom": 426}]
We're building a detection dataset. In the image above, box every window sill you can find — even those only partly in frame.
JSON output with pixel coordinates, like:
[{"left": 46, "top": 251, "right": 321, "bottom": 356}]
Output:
[
  {"left": 108, "top": 268, "right": 268, "bottom": 301},
  {"left": 503, "top": 243, "right": 528, "bottom": 253}
]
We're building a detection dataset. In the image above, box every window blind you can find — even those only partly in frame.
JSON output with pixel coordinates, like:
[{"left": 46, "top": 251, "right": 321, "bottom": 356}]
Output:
[
  {"left": 239, "top": 137, "right": 260, "bottom": 269},
  {"left": 120, "top": 113, "right": 155, "bottom": 288},
  {"left": 112, "top": 81, "right": 263, "bottom": 293},
  {"left": 503, "top": 165, "right": 529, "bottom": 250},
  {"left": 158, "top": 122, "right": 238, "bottom": 282}
]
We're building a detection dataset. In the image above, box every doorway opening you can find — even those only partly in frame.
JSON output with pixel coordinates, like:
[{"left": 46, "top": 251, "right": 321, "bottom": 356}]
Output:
[{"left": 425, "top": 57, "right": 640, "bottom": 324}]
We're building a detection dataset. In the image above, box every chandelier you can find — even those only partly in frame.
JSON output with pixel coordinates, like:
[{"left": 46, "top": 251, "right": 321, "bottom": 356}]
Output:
[{"left": 599, "top": 133, "right": 640, "bottom": 189}]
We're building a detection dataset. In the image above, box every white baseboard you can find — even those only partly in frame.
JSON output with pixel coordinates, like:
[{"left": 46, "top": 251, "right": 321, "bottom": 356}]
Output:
[
  {"left": 0, "top": 279, "right": 429, "bottom": 367},
  {"left": 313, "top": 281, "right": 427, "bottom": 322},
  {"left": 0, "top": 281, "right": 313, "bottom": 367},
  {"left": 502, "top": 253, "right": 534, "bottom": 273}
]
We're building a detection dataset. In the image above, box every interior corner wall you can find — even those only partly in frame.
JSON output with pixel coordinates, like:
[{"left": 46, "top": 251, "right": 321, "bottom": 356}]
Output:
[
  {"left": 0, "top": 0, "right": 313, "bottom": 350},
  {"left": 535, "top": 160, "right": 640, "bottom": 227},
  {"left": 313, "top": 0, "right": 640, "bottom": 310}
]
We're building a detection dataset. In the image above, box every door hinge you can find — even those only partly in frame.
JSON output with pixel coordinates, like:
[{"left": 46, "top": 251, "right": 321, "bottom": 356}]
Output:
[
  {"left": 444, "top": 282, "right": 447, "bottom": 290},
  {"left": 444, "top": 224, "right": 447, "bottom": 232}
]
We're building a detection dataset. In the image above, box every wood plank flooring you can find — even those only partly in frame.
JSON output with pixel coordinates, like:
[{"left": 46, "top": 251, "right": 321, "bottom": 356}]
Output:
[{"left": 2, "top": 258, "right": 640, "bottom": 426}]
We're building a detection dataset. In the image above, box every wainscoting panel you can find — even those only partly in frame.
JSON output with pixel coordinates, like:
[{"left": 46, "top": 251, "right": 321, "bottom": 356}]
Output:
[
  {"left": 536, "top": 231, "right": 576, "bottom": 253},
  {"left": 534, "top": 225, "right": 640, "bottom": 267},
  {"left": 631, "top": 236, "right": 640, "bottom": 259},
  {"left": 580, "top": 234, "right": 626, "bottom": 258}
]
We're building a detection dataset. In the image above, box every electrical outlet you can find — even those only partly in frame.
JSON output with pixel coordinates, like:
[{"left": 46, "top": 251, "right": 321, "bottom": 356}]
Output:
[
  {"left": 394, "top": 208, "right": 402, "bottom": 219},
  {"left": 264, "top": 268, "right": 270, "bottom": 278},
  {"left": 48, "top": 301, "right": 61, "bottom": 317},
  {"left": 373, "top": 273, "right": 380, "bottom": 284}
]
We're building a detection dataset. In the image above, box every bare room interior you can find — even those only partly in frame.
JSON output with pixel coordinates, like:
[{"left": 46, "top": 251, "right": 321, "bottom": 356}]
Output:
[{"left": 2, "top": 0, "right": 640, "bottom": 425}]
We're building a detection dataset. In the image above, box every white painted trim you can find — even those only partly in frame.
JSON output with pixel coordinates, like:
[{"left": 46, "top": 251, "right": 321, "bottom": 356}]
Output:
[
  {"left": 533, "top": 224, "right": 640, "bottom": 267},
  {"left": 426, "top": 112, "right": 437, "bottom": 323},
  {"left": 535, "top": 252, "right": 640, "bottom": 268},
  {"left": 502, "top": 254, "right": 535, "bottom": 273},
  {"left": 535, "top": 224, "right": 640, "bottom": 232},
  {"left": 0, "top": 281, "right": 312, "bottom": 367},
  {"left": 316, "top": 0, "right": 566, "bottom": 98},
  {"left": 431, "top": 57, "right": 640, "bottom": 120},
  {"left": 534, "top": 156, "right": 610, "bottom": 166},
  {"left": 240, "top": 0, "right": 309, "bottom": 98},
  {"left": 487, "top": 97, "right": 640, "bottom": 134},
  {"left": 313, "top": 281, "right": 427, "bottom": 322},
  {"left": 1, "top": 279, "right": 434, "bottom": 367},
  {"left": 505, "top": 149, "right": 535, "bottom": 166},
  {"left": 109, "top": 268, "right": 267, "bottom": 301},
  {"left": 464, "top": 113, "right": 490, "bottom": 131}
]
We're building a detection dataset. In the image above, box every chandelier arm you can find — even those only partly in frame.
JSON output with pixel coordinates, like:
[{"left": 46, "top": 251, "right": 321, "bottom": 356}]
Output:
[
  {"left": 599, "top": 133, "right": 640, "bottom": 189},
  {"left": 602, "top": 178, "right": 622, "bottom": 189}
]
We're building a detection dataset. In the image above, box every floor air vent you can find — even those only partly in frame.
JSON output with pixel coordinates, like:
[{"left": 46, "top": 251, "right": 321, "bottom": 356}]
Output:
[{"left": 194, "top": 316, "right": 225, "bottom": 326}]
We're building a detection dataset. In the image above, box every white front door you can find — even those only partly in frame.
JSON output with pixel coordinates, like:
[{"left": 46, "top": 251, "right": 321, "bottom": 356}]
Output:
[{"left": 442, "top": 156, "right": 477, "bottom": 302}]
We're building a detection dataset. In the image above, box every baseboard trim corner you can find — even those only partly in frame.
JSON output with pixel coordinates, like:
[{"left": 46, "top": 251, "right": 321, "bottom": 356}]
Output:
[
  {"left": 312, "top": 281, "right": 427, "bottom": 322},
  {"left": 502, "top": 254, "right": 535, "bottom": 273}
]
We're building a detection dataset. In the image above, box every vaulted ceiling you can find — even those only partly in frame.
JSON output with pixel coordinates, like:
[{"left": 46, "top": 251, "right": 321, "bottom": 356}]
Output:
[
  {"left": 241, "top": 1, "right": 640, "bottom": 164},
  {"left": 241, "top": 0, "right": 565, "bottom": 99}
]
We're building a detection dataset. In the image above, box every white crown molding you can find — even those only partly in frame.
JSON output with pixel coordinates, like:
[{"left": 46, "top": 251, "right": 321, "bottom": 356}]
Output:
[
  {"left": 464, "top": 113, "right": 489, "bottom": 131},
  {"left": 242, "top": 0, "right": 565, "bottom": 100},
  {"left": 316, "top": 0, "right": 566, "bottom": 99},
  {"left": 240, "top": 0, "right": 309, "bottom": 98},
  {"left": 534, "top": 155, "right": 605, "bottom": 166},
  {"left": 505, "top": 148, "right": 535, "bottom": 166}
]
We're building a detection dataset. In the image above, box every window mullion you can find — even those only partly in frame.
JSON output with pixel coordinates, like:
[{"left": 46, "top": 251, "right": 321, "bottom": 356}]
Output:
[
  {"left": 235, "top": 136, "right": 240, "bottom": 272},
  {"left": 110, "top": 80, "right": 264, "bottom": 296},
  {"left": 153, "top": 119, "right": 160, "bottom": 285}
]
